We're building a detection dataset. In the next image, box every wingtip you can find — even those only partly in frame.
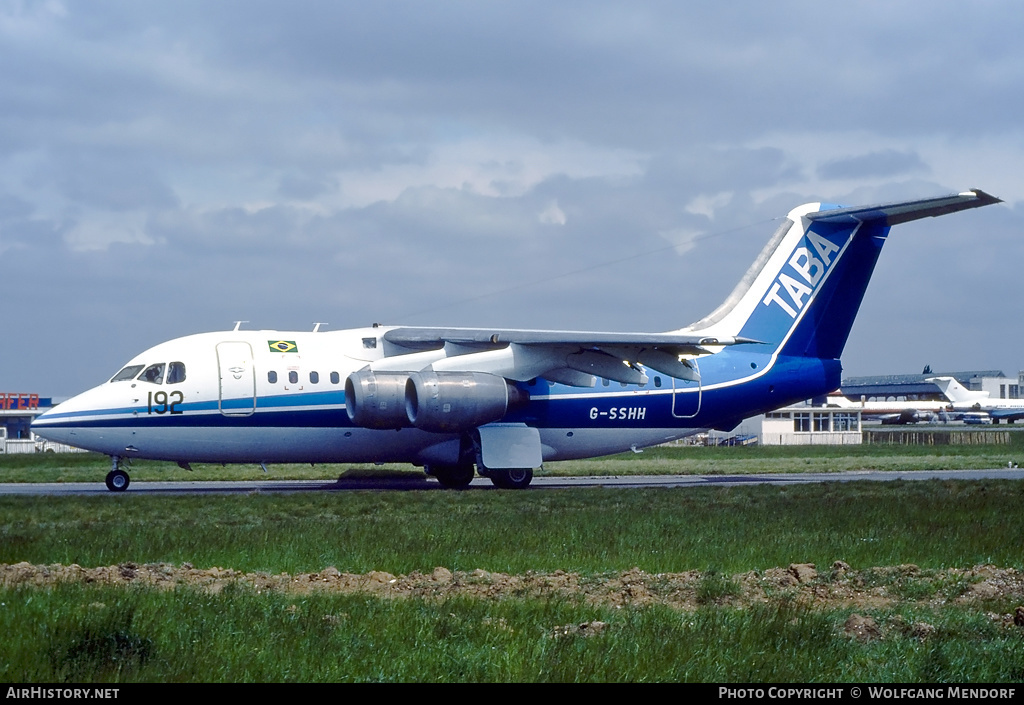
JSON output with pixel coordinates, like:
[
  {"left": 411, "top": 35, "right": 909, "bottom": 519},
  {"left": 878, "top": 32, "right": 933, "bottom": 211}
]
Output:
[{"left": 962, "top": 188, "right": 1003, "bottom": 205}]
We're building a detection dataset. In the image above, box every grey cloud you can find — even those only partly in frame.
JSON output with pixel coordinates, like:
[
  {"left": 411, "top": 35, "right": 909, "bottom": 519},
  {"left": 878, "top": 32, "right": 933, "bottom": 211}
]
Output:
[
  {"left": 276, "top": 172, "right": 336, "bottom": 200},
  {"left": 4, "top": 2, "right": 1024, "bottom": 394},
  {"left": 0, "top": 194, "right": 33, "bottom": 221},
  {"left": 53, "top": 153, "right": 179, "bottom": 211},
  {"left": 817, "top": 150, "right": 929, "bottom": 181}
]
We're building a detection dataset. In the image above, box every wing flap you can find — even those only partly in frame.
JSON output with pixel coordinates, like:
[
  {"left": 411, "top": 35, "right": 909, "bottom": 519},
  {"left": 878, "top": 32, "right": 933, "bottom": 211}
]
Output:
[
  {"left": 376, "top": 327, "right": 760, "bottom": 385},
  {"left": 383, "top": 326, "right": 756, "bottom": 353}
]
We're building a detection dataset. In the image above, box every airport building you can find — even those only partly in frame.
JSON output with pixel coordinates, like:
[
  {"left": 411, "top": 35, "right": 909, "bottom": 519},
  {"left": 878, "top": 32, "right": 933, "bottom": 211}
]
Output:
[
  {"left": 840, "top": 370, "right": 1022, "bottom": 403},
  {"left": 726, "top": 370, "right": 1024, "bottom": 446},
  {"left": 0, "top": 393, "right": 54, "bottom": 453}
]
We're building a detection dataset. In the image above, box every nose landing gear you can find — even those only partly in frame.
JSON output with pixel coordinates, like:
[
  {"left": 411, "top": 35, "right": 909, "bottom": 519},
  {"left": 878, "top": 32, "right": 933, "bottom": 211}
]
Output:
[{"left": 105, "top": 456, "right": 130, "bottom": 492}]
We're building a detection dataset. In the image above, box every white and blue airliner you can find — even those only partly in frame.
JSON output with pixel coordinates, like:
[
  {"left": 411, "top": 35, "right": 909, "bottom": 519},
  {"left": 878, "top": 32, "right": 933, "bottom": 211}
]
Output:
[{"left": 32, "top": 190, "right": 1000, "bottom": 491}]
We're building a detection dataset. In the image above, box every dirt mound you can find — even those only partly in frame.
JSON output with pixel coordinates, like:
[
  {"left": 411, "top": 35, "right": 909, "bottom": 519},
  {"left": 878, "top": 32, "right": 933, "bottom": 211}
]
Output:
[{"left": 3, "top": 561, "right": 1024, "bottom": 615}]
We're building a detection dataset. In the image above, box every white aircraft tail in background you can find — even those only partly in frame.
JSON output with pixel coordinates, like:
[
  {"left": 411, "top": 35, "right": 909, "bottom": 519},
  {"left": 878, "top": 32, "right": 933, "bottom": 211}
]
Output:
[
  {"left": 927, "top": 376, "right": 1024, "bottom": 424},
  {"left": 826, "top": 393, "right": 948, "bottom": 425}
]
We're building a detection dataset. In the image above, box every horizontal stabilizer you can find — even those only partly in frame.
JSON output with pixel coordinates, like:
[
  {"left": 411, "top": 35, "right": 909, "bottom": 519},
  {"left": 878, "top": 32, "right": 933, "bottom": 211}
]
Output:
[{"left": 807, "top": 190, "right": 1001, "bottom": 226}]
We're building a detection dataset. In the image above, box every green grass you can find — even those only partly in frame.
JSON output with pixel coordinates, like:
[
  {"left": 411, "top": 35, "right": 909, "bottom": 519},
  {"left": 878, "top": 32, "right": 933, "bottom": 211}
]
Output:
[
  {"left": 694, "top": 569, "right": 742, "bottom": 605},
  {"left": 3, "top": 450, "right": 1024, "bottom": 682},
  {"left": 2, "top": 481, "right": 1022, "bottom": 574},
  {"left": 3, "top": 585, "right": 1022, "bottom": 682}
]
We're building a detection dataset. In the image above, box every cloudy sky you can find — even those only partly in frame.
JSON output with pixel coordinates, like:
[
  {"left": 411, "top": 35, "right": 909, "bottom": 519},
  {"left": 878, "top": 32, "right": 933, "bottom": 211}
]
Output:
[{"left": 3, "top": 1, "right": 1023, "bottom": 397}]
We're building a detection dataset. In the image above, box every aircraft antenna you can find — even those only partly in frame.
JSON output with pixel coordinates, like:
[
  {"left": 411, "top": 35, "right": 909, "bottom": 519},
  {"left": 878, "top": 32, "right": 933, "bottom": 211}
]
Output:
[{"left": 232, "top": 321, "right": 248, "bottom": 332}]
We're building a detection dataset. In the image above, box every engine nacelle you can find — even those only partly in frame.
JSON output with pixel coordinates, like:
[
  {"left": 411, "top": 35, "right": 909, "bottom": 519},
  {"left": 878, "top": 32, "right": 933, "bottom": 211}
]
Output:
[
  {"left": 344, "top": 370, "right": 411, "bottom": 429},
  {"left": 405, "top": 371, "right": 526, "bottom": 433}
]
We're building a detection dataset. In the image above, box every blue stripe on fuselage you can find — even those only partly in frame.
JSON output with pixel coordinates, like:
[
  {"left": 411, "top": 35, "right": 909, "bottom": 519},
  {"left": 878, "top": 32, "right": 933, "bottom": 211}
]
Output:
[{"left": 38, "top": 350, "right": 836, "bottom": 435}]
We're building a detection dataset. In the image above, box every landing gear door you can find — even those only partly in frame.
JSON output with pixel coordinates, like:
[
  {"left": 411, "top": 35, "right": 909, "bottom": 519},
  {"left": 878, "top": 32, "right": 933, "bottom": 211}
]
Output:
[
  {"left": 671, "top": 361, "right": 701, "bottom": 419},
  {"left": 217, "top": 342, "right": 256, "bottom": 416},
  {"left": 476, "top": 424, "right": 543, "bottom": 470}
]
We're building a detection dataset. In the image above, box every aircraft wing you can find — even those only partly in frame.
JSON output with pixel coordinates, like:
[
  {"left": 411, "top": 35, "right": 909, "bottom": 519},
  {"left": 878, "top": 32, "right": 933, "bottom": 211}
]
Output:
[
  {"left": 383, "top": 327, "right": 756, "bottom": 352},
  {"left": 375, "top": 326, "right": 762, "bottom": 385}
]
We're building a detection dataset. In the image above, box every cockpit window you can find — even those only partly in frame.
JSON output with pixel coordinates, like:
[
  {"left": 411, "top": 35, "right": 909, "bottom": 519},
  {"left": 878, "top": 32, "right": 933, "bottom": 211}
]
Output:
[
  {"left": 166, "top": 362, "right": 186, "bottom": 385},
  {"left": 139, "top": 363, "right": 166, "bottom": 384},
  {"left": 110, "top": 365, "right": 144, "bottom": 383}
]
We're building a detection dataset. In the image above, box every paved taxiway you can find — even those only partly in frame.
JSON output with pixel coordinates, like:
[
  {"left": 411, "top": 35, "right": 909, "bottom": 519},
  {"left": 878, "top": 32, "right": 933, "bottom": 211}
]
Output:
[{"left": 1, "top": 469, "right": 1023, "bottom": 495}]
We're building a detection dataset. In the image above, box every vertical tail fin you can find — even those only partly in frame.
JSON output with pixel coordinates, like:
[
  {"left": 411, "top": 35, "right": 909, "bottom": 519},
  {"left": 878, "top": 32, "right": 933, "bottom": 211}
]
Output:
[
  {"left": 926, "top": 376, "right": 989, "bottom": 404},
  {"left": 683, "top": 190, "right": 1000, "bottom": 360}
]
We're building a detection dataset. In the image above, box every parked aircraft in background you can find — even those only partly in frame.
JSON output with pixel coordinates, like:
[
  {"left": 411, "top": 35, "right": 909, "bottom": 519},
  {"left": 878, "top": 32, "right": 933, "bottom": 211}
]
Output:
[
  {"left": 927, "top": 376, "right": 1024, "bottom": 424},
  {"left": 32, "top": 190, "right": 1000, "bottom": 491},
  {"left": 825, "top": 393, "right": 949, "bottom": 425}
]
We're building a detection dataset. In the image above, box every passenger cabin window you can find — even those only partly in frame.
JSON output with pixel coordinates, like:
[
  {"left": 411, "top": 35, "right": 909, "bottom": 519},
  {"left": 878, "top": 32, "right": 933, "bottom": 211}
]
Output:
[
  {"left": 330, "top": 372, "right": 340, "bottom": 384},
  {"left": 166, "top": 362, "right": 186, "bottom": 385},
  {"left": 309, "top": 371, "right": 319, "bottom": 384},
  {"left": 139, "top": 363, "right": 166, "bottom": 384},
  {"left": 110, "top": 365, "right": 144, "bottom": 383},
  {"left": 268, "top": 371, "right": 278, "bottom": 384},
  {"left": 288, "top": 371, "right": 298, "bottom": 384}
]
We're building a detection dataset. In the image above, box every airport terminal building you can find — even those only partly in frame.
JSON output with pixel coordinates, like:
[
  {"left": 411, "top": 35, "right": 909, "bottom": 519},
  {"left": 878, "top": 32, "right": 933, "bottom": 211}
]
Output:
[
  {"left": 840, "top": 370, "right": 1022, "bottom": 403},
  {"left": 0, "top": 393, "right": 53, "bottom": 453},
  {"left": 729, "top": 370, "right": 1024, "bottom": 446}
]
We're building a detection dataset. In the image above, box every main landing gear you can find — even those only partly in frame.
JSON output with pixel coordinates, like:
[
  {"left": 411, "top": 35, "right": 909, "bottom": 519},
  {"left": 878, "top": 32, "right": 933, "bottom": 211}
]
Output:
[
  {"left": 424, "top": 435, "right": 536, "bottom": 490},
  {"left": 428, "top": 462, "right": 477, "bottom": 489},
  {"left": 425, "top": 463, "right": 535, "bottom": 490},
  {"left": 105, "top": 456, "right": 130, "bottom": 492},
  {"left": 487, "top": 467, "right": 533, "bottom": 490}
]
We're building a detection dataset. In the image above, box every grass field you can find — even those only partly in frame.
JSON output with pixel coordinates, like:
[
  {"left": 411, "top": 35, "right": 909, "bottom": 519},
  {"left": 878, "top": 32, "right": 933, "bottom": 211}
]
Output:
[
  {"left": 2, "top": 446, "right": 1024, "bottom": 682},
  {"left": 4, "top": 585, "right": 1022, "bottom": 682},
  {"left": 2, "top": 481, "right": 1023, "bottom": 573}
]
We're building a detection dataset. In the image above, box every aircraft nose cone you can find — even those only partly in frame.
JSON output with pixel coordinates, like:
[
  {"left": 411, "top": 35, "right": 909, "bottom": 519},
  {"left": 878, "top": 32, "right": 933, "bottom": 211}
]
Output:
[
  {"left": 30, "top": 390, "right": 102, "bottom": 447},
  {"left": 30, "top": 403, "right": 69, "bottom": 443}
]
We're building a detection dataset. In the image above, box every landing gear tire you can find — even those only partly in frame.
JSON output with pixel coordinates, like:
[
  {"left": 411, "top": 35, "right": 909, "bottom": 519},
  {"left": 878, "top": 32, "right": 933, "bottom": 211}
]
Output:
[
  {"left": 489, "top": 467, "right": 533, "bottom": 490},
  {"left": 105, "top": 469, "right": 130, "bottom": 492},
  {"left": 429, "top": 463, "right": 476, "bottom": 489}
]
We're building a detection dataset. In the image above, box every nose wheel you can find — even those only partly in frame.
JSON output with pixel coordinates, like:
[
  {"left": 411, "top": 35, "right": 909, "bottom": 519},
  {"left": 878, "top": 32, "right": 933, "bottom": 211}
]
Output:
[{"left": 105, "top": 456, "right": 131, "bottom": 492}]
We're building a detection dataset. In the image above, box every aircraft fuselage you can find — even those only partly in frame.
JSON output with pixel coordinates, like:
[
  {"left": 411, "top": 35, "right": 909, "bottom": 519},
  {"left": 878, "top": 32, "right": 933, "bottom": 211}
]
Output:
[{"left": 33, "top": 327, "right": 834, "bottom": 466}]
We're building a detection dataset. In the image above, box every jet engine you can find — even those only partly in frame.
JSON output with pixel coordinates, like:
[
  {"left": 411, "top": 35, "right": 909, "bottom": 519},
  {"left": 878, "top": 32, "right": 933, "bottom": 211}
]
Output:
[
  {"left": 344, "top": 370, "right": 411, "bottom": 429},
  {"left": 406, "top": 370, "right": 526, "bottom": 433},
  {"left": 345, "top": 369, "right": 527, "bottom": 433}
]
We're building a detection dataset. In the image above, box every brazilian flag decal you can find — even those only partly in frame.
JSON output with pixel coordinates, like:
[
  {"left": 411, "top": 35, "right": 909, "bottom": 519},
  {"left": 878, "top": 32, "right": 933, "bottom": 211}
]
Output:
[{"left": 268, "top": 340, "right": 299, "bottom": 353}]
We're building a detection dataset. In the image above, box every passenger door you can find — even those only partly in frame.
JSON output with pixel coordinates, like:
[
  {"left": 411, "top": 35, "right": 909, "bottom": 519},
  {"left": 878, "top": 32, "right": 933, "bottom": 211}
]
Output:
[{"left": 216, "top": 342, "right": 256, "bottom": 416}]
